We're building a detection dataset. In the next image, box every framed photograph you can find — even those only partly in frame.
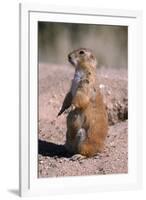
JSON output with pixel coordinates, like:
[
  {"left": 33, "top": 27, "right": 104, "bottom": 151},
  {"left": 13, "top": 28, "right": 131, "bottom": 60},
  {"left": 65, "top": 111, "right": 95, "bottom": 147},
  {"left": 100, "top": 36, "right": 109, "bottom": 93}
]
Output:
[{"left": 19, "top": 3, "right": 142, "bottom": 197}]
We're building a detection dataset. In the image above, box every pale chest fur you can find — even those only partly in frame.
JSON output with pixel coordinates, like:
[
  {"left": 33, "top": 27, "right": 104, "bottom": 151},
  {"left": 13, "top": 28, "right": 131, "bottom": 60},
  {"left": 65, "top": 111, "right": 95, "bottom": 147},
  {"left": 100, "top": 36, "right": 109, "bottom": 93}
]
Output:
[
  {"left": 71, "top": 68, "right": 96, "bottom": 98},
  {"left": 71, "top": 70, "right": 84, "bottom": 96}
]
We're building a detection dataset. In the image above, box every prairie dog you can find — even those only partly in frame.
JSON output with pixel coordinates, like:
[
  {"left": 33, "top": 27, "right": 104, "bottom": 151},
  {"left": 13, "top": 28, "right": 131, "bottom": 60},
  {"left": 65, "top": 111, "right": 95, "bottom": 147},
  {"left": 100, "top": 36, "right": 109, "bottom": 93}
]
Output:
[{"left": 58, "top": 48, "right": 108, "bottom": 157}]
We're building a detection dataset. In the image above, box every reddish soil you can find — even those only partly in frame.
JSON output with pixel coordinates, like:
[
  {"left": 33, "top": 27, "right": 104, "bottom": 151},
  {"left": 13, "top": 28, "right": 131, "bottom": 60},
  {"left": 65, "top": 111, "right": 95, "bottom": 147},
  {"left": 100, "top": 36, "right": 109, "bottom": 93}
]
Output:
[{"left": 38, "top": 63, "right": 128, "bottom": 178}]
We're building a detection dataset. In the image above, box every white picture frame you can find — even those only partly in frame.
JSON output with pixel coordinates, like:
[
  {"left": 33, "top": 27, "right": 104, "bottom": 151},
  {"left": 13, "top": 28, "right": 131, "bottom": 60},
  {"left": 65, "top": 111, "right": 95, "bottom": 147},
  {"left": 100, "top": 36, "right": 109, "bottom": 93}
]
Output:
[{"left": 19, "top": 3, "right": 143, "bottom": 197}]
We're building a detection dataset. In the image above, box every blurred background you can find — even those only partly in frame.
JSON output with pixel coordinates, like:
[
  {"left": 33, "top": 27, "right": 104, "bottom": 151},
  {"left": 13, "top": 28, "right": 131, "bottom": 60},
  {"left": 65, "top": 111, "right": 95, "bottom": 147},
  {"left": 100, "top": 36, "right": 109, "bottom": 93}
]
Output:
[{"left": 38, "top": 22, "right": 128, "bottom": 69}]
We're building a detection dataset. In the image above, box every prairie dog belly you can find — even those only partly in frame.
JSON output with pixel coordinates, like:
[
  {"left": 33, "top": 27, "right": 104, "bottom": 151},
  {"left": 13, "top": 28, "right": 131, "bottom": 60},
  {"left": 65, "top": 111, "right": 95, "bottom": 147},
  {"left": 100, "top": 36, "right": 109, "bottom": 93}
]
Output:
[{"left": 71, "top": 70, "right": 84, "bottom": 96}]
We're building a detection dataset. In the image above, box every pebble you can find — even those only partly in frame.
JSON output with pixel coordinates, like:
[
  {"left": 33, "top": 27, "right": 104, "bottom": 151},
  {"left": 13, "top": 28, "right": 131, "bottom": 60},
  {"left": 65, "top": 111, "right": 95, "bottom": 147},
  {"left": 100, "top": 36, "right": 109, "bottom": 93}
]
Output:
[
  {"left": 99, "top": 84, "right": 105, "bottom": 89},
  {"left": 107, "top": 90, "right": 111, "bottom": 95},
  {"left": 39, "top": 160, "right": 44, "bottom": 164},
  {"left": 98, "top": 167, "right": 104, "bottom": 171},
  {"left": 110, "top": 142, "right": 115, "bottom": 147}
]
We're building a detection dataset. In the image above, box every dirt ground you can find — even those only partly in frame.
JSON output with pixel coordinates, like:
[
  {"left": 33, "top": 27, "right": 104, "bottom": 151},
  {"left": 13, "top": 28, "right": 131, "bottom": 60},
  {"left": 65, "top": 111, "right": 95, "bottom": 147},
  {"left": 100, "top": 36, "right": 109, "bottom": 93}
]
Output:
[{"left": 38, "top": 63, "right": 128, "bottom": 178}]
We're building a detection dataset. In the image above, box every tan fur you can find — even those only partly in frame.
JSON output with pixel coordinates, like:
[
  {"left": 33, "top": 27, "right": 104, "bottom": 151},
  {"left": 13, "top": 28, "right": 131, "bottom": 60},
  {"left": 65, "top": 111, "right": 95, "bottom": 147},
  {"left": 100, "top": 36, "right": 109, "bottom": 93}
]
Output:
[{"left": 61, "top": 48, "right": 108, "bottom": 157}]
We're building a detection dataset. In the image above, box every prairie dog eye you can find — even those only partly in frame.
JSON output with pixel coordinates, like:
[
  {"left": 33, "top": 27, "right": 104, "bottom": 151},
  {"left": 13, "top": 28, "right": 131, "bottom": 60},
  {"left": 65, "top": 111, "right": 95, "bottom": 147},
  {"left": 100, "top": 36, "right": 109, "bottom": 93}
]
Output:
[{"left": 79, "top": 50, "right": 85, "bottom": 55}]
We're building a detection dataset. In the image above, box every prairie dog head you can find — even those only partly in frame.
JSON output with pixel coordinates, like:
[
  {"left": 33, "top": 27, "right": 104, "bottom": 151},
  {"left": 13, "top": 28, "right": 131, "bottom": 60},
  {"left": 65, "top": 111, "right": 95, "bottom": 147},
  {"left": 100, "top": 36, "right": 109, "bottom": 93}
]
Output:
[{"left": 68, "top": 48, "right": 97, "bottom": 70}]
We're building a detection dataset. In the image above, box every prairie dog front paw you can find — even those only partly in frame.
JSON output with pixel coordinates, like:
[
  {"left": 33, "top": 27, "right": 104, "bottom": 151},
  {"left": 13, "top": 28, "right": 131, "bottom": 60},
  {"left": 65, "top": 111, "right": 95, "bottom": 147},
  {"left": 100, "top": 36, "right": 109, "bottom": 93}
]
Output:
[{"left": 70, "top": 104, "right": 76, "bottom": 111}]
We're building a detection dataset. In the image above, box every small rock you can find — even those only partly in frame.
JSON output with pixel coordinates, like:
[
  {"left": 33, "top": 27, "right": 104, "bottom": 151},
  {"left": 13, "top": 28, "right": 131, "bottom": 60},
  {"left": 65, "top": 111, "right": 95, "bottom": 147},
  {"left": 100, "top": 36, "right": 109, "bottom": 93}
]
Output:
[
  {"left": 110, "top": 142, "right": 115, "bottom": 147},
  {"left": 107, "top": 90, "right": 111, "bottom": 95},
  {"left": 99, "top": 84, "right": 105, "bottom": 89},
  {"left": 99, "top": 167, "right": 104, "bottom": 171},
  {"left": 58, "top": 159, "right": 63, "bottom": 163}
]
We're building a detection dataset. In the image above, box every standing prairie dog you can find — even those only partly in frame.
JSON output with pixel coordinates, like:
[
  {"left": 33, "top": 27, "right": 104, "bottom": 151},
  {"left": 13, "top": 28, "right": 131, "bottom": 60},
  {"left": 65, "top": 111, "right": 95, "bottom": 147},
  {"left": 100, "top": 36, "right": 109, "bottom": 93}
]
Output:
[{"left": 58, "top": 48, "right": 108, "bottom": 157}]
